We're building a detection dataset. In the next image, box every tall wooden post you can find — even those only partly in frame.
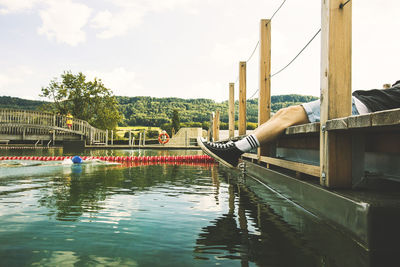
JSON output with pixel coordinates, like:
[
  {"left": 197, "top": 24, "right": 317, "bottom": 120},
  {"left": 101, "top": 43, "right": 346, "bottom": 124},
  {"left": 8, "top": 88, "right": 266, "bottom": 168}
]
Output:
[
  {"left": 213, "top": 110, "right": 220, "bottom": 141},
  {"left": 111, "top": 130, "right": 113, "bottom": 145},
  {"left": 105, "top": 129, "right": 108, "bottom": 146},
  {"left": 320, "top": 0, "right": 352, "bottom": 188},
  {"left": 258, "top": 19, "right": 272, "bottom": 157},
  {"left": 229, "top": 83, "right": 235, "bottom": 138},
  {"left": 238, "top": 61, "right": 247, "bottom": 136}
]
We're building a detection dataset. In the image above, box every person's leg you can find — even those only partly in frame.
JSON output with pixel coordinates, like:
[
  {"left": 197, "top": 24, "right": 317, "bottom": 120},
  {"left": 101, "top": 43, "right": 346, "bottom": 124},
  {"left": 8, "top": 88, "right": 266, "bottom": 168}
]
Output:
[
  {"left": 198, "top": 104, "right": 310, "bottom": 168},
  {"left": 253, "top": 105, "right": 309, "bottom": 145}
]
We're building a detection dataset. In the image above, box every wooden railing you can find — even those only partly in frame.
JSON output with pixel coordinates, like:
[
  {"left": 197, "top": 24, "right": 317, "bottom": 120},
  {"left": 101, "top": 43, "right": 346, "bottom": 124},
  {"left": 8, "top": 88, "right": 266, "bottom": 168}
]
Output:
[{"left": 0, "top": 108, "right": 107, "bottom": 145}]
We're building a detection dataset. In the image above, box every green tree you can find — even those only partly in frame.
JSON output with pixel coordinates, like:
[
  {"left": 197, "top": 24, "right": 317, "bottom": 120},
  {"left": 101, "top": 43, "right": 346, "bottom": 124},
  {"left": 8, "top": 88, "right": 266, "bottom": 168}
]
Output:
[
  {"left": 171, "top": 109, "right": 180, "bottom": 133},
  {"left": 40, "top": 71, "right": 122, "bottom": 130}
]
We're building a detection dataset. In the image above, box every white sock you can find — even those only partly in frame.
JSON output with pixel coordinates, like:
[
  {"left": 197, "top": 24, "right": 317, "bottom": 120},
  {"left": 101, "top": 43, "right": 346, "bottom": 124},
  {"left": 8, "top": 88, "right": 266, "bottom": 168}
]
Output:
[{"left": 235, "top": 134, "right": 260, "bottom": 152}]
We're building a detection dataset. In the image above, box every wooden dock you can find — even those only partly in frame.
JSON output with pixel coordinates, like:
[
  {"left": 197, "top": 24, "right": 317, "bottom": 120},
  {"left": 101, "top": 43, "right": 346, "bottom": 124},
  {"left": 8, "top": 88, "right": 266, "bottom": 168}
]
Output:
[{"left": 206, "top": 0, "right": 400, "bottom": 260}]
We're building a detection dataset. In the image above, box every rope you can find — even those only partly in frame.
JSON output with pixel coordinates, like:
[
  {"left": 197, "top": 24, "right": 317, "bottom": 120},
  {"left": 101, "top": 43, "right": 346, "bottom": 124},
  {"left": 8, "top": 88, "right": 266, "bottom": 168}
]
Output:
[
  {"left": 340, "top": 0, "right": 351, "bottom": 9},
  {"left": 270, "top": 28, "right": 321, "bottom": 78},
  {"left": 268, "top": 0, "right": 287, "bottom": 23},
  {"left": 233, "top": 0, "right": 288, "bottom": 85},
  {"left": 248, "top": 28, "right": 321, "bottom": 99},
  {"left": 246, "top": 41, "right": 260, "bottom": 63}
]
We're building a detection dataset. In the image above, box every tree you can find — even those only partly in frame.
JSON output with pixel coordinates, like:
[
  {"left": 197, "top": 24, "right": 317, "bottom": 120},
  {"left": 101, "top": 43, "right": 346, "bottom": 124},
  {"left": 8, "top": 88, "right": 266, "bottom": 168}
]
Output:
[
  {"left": 171, "top": 109, "right": 180, "bottom": 133},
  {"left": 40, "top": 71, "right": 122, "bottom": 130}
]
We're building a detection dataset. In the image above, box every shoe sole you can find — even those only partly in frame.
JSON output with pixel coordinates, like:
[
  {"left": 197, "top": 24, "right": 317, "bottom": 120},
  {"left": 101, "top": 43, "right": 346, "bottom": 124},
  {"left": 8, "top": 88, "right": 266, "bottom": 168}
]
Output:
[{"left": 197, "top": 137, "right": 236, "bottom": 168}]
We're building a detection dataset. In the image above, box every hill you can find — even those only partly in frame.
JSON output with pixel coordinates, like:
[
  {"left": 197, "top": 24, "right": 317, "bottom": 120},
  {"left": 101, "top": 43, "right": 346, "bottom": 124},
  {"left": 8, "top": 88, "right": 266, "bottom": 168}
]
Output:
[
  {"left": 0, "top": 96, "right": 49, "bottom": 110},
  {"left": 0, "top": 94, "right": 318, "bottom": 127}
]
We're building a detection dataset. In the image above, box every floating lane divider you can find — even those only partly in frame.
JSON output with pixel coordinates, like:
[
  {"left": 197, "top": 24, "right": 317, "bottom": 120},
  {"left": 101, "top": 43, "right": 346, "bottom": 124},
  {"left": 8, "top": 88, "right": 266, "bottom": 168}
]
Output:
[{"left": 0, "top": 155, "right": 215, "bottom": 163}]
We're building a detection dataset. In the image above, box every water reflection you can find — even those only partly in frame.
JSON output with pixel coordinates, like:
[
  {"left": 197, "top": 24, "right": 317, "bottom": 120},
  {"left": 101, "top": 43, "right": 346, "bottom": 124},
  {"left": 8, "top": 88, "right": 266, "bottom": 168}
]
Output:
[
  {"left": 0, "top": 150, "right": 375, "bottom": 266},
  {"left": 36, "top": 161, "right": 215, "bottom": 222},
  {"left": 194, "top": 169, "right": 321, "bottom": 266}
]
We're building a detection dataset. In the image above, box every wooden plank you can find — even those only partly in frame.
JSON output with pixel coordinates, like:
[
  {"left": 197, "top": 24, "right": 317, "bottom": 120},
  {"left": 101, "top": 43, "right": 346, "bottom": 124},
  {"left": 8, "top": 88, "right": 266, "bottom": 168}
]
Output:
[
  {"left": 365, "top": 132, "right": 400, "bottom": 154},
  {"left": 347, "top": 114, "right": 371, "bottom": 128},
  {"left": 229, "top": 83, "right": 235, "bottom": 138},
  {"left": 320, "top": 0, "right": 352, "bottom": 188},
  {"left": 258, "top": 19, "right": 272, "bottom": 157},
  {"left": 238, "top": 61, "right": 247, "bottom": 136},
  {"left": 371, "top": 108, "right": 400, "bottom": 127},
  {"left": 285, "top": 122, "right": 320, "bottom": 135},
  {"left": 242, "top": 153, "right": 320, "bottom": 177},
  {"left": 326, "top": 117, "right": 348, "bottom": 130},
  {"left": 277, "top": 135, "right": 319, "bottom": 150}
]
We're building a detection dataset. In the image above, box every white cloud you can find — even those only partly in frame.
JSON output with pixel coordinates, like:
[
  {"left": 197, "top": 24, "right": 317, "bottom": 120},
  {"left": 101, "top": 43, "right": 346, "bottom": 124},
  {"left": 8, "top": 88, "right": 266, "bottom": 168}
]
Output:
[
  {"left": 0, "top": 66, "right": 41, "bottom": 99},
  {"left": 86, "top": 67, "right": 143, "bottom": 96},
  {"left": 91, "top": 0, "right": 198, "bottom": 39},
  {"left": 91, "top": 8, "right": 145, "bottom": 39},
  {"left": 37, "top": 0, "right": 92, "bottom": 46},
  {"left": 0, "top": 0, "right": 42, "bottom": 14}
]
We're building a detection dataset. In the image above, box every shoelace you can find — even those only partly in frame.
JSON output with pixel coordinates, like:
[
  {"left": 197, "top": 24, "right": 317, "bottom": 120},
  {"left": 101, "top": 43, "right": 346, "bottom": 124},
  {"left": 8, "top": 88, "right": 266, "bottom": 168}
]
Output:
[{"left": 206, "top": 141, "right": 234, "bottom": 149}]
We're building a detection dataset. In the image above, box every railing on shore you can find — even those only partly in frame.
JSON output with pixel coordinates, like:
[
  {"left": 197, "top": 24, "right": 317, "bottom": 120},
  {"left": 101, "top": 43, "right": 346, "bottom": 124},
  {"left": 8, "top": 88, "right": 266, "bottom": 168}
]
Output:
[{"left": 0, "top": 108, "right": 107, "bottom": 145}]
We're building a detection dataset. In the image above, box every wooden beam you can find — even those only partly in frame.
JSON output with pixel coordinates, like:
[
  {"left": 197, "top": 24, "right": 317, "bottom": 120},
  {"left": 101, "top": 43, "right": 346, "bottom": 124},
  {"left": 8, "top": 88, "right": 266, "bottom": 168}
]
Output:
[
  {"left": 320, "top": 0, "right": 352, "bottom": 188},
  {"left": 213, "top": 111, "right": 220, "bottom": 141},
  {"left": 229, "top": 83, "right": 235, "bottom": 138},
  {"left": 258, "top": 19, "right": 272, "bottom": 157},
  {"left": 239, "top": 61, "right": 247, "bottom": 136},
  {"left": 242, "top": 153, "right": 320, "bottom": 177},
  {"left": 285, "top": 122, "right": 320, "bottom": 135}
]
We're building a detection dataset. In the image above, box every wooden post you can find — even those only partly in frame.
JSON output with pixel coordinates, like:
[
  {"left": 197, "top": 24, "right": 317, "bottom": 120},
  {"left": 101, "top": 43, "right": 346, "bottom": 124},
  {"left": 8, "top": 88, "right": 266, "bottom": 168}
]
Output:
[
  {"left": 229, "top": 83, "right": 235, "bottom": 138},
  {"left": 320, "top": 0, "right": 352, "bottom": 188},
  {"left": 258, "top": 19, "right": 272, "bottom": 157},
  {"left": 238, "top": 61, "right": 247, "bottom": 136},
  {"left": 111, "top": 130, "right": 113, "bottom": 145},
  {"left": 213, "top": 110, "right": 220, "bottom": 141},
  {"left": 129, "top": 130, "right": 132, "bottom": 146},
  {"left": 105, "top": 129, "right": 108, "bottom": 146}
]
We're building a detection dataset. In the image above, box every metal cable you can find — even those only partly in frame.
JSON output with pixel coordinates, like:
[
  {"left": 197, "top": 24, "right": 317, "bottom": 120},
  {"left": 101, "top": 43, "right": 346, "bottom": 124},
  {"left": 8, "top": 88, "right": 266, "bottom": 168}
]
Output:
[
  {"left": 246, "top": 41, "right": 260, "bottom": 63},
  {"left": 248, "top": 28, "right": 321, "bottom": 99},
  {"left": 233, "top": 0, "right": 287, "bottom": 85},
  {"left": 268, "top": 0, "right": 287, "bottom": 23},
  {"left": 340, "top": 0, "right": 351, "bottom": 9},
  {"left": 270, "top": 28, "right": 321, "bottom": 78}
]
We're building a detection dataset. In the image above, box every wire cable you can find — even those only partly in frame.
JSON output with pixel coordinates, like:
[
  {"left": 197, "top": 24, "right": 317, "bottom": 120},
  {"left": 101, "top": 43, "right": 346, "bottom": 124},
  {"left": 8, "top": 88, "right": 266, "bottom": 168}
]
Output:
[
  {"left": 233, "top": 0, "right": 287, "bottom": 85},
  {"left": 270, "top": 28, "right": 321, "bottom": 78},
  {"left": 246, "top": 41, "right": 260, "bottom": 63},
  {"left": 248, "top": 28, "right": 321, "bottom": 99},
  {"left": 249, "top": 89, "right": 259, "bottom": 99},
  {"left": 268, "top": 0, "right": 287, "bottom": 24},
  {"left": 340, "top": 0, "right": 351, "bottom": 9}
]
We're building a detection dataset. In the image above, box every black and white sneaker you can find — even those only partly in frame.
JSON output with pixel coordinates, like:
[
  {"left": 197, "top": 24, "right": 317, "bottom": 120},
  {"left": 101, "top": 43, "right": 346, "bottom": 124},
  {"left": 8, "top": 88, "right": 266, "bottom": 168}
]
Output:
[{"left": 197, "top": 137, "right": 244, "bottom": 168}]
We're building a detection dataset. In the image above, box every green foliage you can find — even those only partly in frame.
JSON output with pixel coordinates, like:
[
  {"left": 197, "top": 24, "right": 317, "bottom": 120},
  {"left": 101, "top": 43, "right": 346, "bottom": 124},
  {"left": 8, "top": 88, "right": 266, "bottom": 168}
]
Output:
[
  {"left": 116, "top": 94, "right": 317, "bottom": 128},
  {"left": 171, "top": 109, "right": 180, "bottom": 133},
  {"left": 0, "top": 96, "right": 48, "bottom": 110},
  {"left": 1, "top": 93, "right": 318, "bottom": 130},
  {"left": 40, "top": 71, "right": 122, "bottom": 130}
]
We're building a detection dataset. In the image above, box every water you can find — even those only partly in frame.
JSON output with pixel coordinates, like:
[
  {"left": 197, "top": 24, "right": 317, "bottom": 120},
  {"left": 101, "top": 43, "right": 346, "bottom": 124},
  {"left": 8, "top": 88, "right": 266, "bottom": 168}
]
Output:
[{"left": 0, "top": 149, "right": 366, "bottom": 266}]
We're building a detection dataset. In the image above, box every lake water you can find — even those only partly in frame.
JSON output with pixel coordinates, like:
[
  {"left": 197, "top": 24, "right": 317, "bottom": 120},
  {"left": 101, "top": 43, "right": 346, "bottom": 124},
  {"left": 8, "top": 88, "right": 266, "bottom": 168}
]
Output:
[{"left": 0, "top": 149, "right": 367, "bottom": 266}]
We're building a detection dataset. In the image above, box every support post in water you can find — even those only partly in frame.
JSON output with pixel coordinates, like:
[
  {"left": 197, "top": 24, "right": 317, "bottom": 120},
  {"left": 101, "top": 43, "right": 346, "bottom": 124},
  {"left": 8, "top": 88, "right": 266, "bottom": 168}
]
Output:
[
  {"left": 105, "top": 129, "right": 108, "bottom": 146},
  {"left": 239, "top": 61, "right": 247, "bottom": 136},
  {"left": 258, "top": 19, "right": 272, "bottom": 157},
  {"left": 213, "top": 110, "right": 220, "bottom": 142},
  {"left": 320, "top": 0, "right": 352, "bottom": 188},
  {"left": 111, "top": 130, "right": 114, "bottom": 146},
  {"left": 229, "top": 83, "right": 235, "bottom": 138}
]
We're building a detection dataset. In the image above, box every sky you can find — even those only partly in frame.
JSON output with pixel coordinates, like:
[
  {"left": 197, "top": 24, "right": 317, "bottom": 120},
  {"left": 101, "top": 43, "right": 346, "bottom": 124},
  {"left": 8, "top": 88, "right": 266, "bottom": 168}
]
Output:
[{"left": 0, "top": 0, "right": 399, "bottom": 102}]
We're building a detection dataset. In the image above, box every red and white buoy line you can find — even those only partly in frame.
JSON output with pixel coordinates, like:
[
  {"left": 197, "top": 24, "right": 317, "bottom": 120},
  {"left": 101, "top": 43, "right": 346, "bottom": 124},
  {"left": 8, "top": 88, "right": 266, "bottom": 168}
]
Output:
[
  {"left": 0, "top": 155, "right": 215, "bottom": 163},
  {"left": 0, "top": 146, "right": 61, "bottom": 150}
]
